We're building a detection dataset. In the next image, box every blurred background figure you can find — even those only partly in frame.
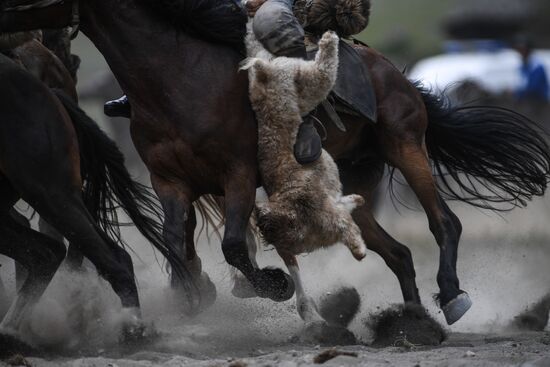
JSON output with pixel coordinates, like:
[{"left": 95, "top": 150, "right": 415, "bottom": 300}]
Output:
[
  {"left": 408, "top": 0, "right": 550, "bottom": 131},
  {"left": 514, "top": 35, "right": 549, "bottom": 103}
]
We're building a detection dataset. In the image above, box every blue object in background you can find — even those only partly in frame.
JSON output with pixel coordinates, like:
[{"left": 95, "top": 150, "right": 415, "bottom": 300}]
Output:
[{"left": 516, "top": 56, "right": 550, "bottom": 102}]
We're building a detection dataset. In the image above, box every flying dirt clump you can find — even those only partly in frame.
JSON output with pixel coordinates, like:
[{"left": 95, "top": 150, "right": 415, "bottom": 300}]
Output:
[
  {"left": 368, "top": 303, "right": 446, "bottom": 347},
  {"left": 510, "top": 294, "right": 550, "bottom": 331},
  {"left": 295, "top": 287, "right": 361, "bottom": 346},
  {"left": 299, "top": 321, "right": 358, "bottom": 346},
  {"left": 319, "top": 287, "right": 361, "bottom": 327}
]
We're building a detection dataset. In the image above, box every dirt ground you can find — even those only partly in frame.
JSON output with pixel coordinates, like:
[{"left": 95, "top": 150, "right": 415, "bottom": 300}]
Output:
[{"left": 3, "top": 331, "right": 550, "bottom": 366}]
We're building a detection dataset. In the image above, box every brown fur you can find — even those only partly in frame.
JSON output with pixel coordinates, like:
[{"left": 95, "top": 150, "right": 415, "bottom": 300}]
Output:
[
  {"left": 244, "top": 30, "right": 367, "bottom": 260},
  {"left": 299, "top": 0, "right": 371, "bottom": 37}
]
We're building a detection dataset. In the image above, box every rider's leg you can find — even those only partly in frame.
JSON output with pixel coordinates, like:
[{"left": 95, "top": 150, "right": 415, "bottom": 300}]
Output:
[{"left": 252, "top": 0, "right": 322, "bottom": 164}]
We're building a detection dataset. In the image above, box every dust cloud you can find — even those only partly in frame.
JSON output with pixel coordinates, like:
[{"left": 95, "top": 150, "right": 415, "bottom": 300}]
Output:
[{"left": 0, "top": 183, "right": 550, "bottom": 363}]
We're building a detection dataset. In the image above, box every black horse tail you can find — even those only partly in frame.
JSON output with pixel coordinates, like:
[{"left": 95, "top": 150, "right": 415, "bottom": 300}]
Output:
[
  {"left": 418, "top": 84, "right": 550, "bottom": 210},
  {"left": 52, "top": 90, "right": 196, "bottom": 302}
]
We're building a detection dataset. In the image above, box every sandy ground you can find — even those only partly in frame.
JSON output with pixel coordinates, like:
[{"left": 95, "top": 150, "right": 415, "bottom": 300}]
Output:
[
  {"left": 2, "top": 332, "right": 549, "bottom": 367},
  {"left": 2, "top": 182, "right": 550, "bottom": 366}
]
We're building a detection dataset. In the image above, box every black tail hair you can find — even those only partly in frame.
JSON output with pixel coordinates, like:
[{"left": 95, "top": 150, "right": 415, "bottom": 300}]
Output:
[
  {"left": 418, "top": 83, "right": 550, "bottom": 210},
  {"left": 53, "top": 90, "right": 196, "bottom": 303}
]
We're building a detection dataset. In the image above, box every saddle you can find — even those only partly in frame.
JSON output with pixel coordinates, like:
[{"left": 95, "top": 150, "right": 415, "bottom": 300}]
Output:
[{"left": 306, "top": 37, "right": 377, "bottom": 128}]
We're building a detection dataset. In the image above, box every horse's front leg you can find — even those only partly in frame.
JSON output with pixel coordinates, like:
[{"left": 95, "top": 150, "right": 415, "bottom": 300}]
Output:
[
  {"left": 277, "top": 250, "right": 323, "bottom": 323},
  {"left": 231, "top": 224, "right": 261, "bottom": 298},
  {"left": 151, "top": 175, "right": 216, "bottom": 310},
  {"left": 221, "top": 170, "right": 294, "bottom": 302}
]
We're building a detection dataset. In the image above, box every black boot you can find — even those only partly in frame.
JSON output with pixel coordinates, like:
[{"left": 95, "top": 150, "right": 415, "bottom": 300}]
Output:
[
  {"left": 294, "top": 116, "right": 322, "bottom": 165},
  {"left": 104, "top": 95, "right": 131, "bottom": 118}
]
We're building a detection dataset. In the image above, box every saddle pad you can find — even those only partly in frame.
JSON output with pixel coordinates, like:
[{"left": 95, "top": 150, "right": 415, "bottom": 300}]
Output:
[{"left": 307, "top": 39, "right": 377, "bottom": 123}]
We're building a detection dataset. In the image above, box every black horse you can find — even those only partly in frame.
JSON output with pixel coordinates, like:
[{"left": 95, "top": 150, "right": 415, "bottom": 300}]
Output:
[{"left": 0, "top": 51, "right": 189, "bottom": 336}]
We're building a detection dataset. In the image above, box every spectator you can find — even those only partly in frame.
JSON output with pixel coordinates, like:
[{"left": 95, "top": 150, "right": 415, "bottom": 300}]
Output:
[{"left": 514, "top": 36, "right": 550, "bottom": 102}]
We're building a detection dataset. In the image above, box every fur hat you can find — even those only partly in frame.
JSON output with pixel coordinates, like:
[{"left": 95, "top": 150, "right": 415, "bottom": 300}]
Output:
[{"left": 295, "top": 0, "right": 371, "bottom": 37}]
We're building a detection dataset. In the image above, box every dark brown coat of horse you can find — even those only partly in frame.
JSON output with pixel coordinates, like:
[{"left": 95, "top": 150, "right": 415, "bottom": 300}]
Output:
[
  {"left": 0, "top": 39, "right": 189, "bottom": 335},
  {"left": 4, "top": 0, "right": 549, "bottom": 325}
]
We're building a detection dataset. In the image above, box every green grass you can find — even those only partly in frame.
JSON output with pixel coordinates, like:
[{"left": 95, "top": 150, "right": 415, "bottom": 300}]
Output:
[{"left": 356, "top": 0, "right": 454, "bottom": 64}]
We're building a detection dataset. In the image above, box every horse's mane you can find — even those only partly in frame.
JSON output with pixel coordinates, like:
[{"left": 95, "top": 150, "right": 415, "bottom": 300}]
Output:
[{"left": 136, "top": 0, "right": 247, "bottom": 47}]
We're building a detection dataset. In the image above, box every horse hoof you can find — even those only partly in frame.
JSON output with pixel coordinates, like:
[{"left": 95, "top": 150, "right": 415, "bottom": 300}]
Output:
[
  {"left": 119, "top": 307, "right": 147, "bottom": 344},
  {"left": 253, "top": 267, "right": 295, "bottom": 302},
  {"left": 442, "top": 292, "right": 472, "bottom": 325},
  {"left": 121, "top": 321, "right": 147, "bottom": 343}
]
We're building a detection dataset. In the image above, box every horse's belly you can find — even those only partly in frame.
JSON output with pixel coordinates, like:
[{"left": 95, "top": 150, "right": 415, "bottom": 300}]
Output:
[{"left": 142, "top": 140, "right": 225, "bottom": 195}]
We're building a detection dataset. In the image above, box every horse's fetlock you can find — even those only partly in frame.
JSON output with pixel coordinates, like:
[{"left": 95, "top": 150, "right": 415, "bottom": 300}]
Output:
[{"left": 222, "top": 238, "right": 248, "bottom": 268}]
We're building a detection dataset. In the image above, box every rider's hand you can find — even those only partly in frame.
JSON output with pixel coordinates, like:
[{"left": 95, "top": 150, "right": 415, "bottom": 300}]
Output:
[{"left": 245, "top": 0, "right": 267, "bottom": 17}]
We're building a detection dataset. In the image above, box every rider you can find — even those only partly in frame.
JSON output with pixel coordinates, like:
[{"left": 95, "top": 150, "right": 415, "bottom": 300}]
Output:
[{"left": 104, "top": 0, "right": 323, "bottom": 165}]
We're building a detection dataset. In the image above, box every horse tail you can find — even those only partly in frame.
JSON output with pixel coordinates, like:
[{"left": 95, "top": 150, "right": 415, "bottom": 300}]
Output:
[
  {"left": 52, "top": 90, "right": 195, "bottom": 298},
  {"left": 418, "top": 84, "right": 550, "bottom": 210}
]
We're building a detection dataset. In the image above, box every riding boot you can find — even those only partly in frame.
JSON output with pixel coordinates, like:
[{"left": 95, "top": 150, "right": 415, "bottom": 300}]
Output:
[
  {"left": 104, "top": 95, "right": 131, "bottom": 118},
  {"left": 294, "top": 115, "right": 322, "bottom": 165}
]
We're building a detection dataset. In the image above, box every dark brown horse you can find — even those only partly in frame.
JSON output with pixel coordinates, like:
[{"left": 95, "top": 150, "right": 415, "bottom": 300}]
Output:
[
  {"left": 5, "top": 0, "right": 549, "bottom": 326},
  {"left": 0, "top": 41, "right": 189, "bottom": 335}
]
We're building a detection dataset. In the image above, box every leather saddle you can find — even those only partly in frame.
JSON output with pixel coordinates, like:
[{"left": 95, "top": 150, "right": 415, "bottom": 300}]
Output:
[{"left": 306, "top": 38, "right": 377, "bottom": 130}]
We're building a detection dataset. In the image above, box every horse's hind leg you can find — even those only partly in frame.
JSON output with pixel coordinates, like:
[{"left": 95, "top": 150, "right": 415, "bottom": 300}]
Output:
[
  {"left": 388, "top": 141, "right": 469, "bottom": 325},
  {"left": 340, "top": 161, "right": 421, "bottom": 305},
  {"left": 32, "top": 192, "right": 144, "bottom": 319},
  {"left": 231, "top": 224, "right": 260, "bottom": 299},
  {"left": 0, "top": 215, "right": 67, "bottom": 333},
  {"left": 0, "top": 180, "right": 66, "bottom": 333},
  {"left": 38, "top": 217, "right": 84, "bottom": 271},
  {"left": 398, "top": 148, "right": 468, "bottom": 324}
]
